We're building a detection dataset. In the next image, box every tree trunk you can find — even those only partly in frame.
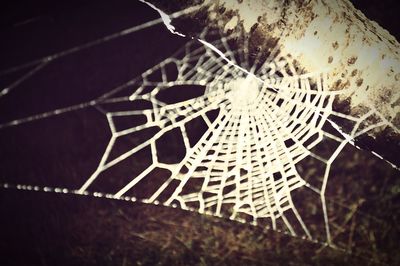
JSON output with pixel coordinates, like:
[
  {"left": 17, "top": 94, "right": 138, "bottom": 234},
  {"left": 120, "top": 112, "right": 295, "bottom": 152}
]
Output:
[{"left": 147, "top": 0, "right": 400, "bottom": 167}]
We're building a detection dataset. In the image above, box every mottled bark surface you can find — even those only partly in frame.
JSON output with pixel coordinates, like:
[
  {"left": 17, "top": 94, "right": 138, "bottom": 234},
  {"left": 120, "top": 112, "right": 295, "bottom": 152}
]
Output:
[{"left": 149, "top": 0, "right": 400, "bottom": 166}]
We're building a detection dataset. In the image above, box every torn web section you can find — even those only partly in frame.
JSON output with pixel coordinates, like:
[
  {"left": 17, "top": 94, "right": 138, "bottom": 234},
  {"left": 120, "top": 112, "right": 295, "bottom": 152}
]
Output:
[
  {"left": 75, "top": 29, "right": 247, "bottom": 199},
  {"left": 76, "top": 37, "right": 228, "bottom": 199}
]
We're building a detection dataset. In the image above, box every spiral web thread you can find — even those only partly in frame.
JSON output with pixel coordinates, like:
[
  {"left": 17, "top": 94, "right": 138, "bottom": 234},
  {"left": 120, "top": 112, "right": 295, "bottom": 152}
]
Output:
[{"left": 0, "top": 8, "right": 397, "bottom": 256}]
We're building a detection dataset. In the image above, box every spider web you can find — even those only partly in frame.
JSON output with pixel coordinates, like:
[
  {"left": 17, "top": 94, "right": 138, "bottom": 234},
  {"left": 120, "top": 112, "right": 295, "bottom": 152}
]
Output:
[
  {"left": 76, "top": 29, "right": 338, "bottom": 240},
  {"left": 0, "top": 3, "right": 398, "bottom": 257}
]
